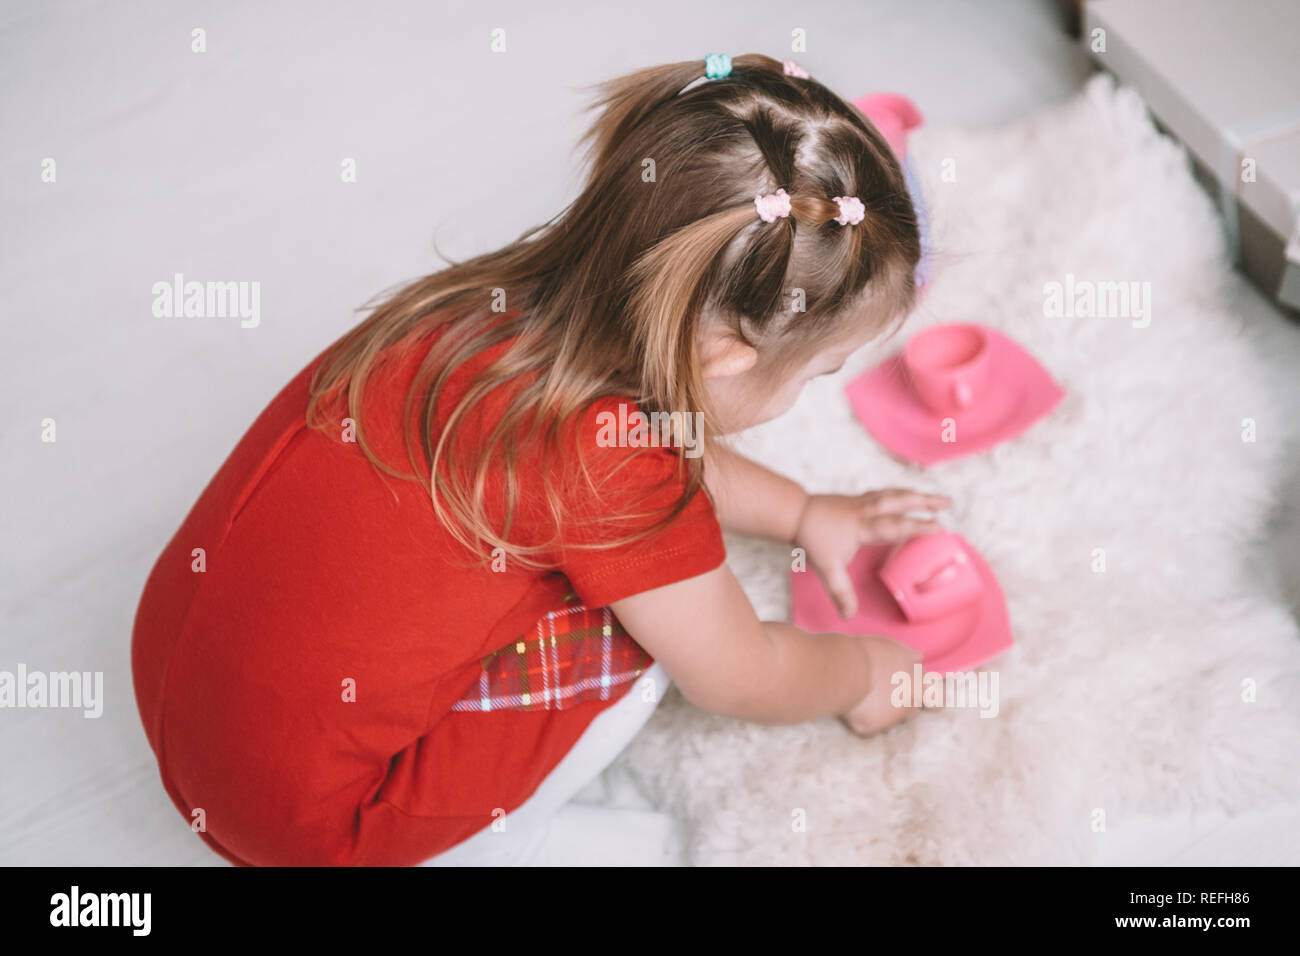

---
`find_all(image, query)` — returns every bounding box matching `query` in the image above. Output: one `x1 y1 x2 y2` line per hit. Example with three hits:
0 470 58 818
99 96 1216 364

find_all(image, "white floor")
2 0 1298 866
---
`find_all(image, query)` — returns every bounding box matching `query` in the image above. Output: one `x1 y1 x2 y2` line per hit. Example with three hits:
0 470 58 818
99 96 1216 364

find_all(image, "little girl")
131 53 949 867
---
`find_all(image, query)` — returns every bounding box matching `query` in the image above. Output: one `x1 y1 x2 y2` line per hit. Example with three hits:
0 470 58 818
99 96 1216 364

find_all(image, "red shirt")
130 321 726 866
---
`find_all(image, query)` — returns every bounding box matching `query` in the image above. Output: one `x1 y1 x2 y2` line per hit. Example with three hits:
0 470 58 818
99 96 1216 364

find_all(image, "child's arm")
704 444 810 543
609 447 952 733
705 445 952 617
610 562 921 733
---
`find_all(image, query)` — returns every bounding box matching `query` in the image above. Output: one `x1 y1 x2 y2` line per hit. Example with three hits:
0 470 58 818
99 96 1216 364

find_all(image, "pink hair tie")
783 59 810 79
831 195 865 226
754 187 792 222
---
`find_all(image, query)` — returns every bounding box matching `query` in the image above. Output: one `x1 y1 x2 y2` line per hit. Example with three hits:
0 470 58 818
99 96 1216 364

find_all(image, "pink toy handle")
915 559 961 594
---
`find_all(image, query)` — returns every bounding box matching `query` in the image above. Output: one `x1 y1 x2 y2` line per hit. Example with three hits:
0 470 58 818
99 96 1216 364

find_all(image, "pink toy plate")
790 534 1012 674
846 327 1064 466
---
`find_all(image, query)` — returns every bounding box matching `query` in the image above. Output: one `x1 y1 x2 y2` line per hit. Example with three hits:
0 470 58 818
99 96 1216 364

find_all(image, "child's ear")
698 324 758 378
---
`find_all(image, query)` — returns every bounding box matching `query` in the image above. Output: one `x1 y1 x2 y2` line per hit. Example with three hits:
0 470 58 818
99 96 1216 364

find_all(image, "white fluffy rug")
612 75 1300 865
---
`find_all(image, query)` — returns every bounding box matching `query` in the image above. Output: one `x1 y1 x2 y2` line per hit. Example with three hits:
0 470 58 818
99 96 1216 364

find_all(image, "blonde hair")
307 53 921 569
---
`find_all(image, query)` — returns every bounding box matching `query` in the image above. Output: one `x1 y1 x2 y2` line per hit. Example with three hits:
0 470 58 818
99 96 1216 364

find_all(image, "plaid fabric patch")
451 599 652 712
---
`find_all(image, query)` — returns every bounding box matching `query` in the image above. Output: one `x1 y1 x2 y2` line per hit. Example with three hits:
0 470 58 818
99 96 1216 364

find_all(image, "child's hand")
840 634 936 737
794 489 952 619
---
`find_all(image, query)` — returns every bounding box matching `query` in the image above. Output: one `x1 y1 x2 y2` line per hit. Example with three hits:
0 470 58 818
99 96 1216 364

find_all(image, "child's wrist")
791 487 814 545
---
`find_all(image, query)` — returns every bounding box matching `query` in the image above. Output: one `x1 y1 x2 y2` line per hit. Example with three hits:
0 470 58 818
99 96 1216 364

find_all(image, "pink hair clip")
782 60 810 79
755 187 792 222
831 195 865 226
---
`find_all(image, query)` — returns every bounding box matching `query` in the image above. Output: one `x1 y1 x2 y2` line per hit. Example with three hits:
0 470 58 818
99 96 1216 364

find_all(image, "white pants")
419 660 670 866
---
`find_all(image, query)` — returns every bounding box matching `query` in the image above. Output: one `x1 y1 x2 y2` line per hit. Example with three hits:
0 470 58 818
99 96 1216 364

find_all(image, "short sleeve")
546 398 727 608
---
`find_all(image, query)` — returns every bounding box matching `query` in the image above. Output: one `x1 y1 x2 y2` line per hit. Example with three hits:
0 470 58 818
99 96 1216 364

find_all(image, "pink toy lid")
846 326 1064 466
790 534 1012 674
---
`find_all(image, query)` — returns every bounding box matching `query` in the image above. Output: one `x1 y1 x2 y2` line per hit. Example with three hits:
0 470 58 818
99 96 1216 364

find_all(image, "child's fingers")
859 514 943 543
862 489 952 515
821 564 858 620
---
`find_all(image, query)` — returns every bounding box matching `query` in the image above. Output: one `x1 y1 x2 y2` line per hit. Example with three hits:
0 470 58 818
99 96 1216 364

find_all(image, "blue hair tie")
704 53 732 79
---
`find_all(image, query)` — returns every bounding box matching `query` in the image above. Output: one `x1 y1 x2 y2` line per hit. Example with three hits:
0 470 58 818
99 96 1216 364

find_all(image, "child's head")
310 53 921 562
589 53 922 434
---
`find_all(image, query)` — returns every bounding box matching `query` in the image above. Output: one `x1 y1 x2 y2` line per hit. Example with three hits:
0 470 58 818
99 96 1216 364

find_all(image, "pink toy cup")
851 93 924 158
877 532 983 622
903 323 993 416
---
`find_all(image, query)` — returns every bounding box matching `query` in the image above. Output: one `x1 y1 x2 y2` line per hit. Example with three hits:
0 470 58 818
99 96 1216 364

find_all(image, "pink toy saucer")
846 326 1064 466
790 534 1012 674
